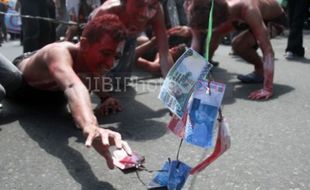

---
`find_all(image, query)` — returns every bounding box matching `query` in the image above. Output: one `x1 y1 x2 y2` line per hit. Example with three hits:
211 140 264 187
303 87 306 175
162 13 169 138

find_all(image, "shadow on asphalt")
0 86 168 189
210 67 295 103
231 82 295 101
0 99 116 190
285 57 310 64
95 86 168 141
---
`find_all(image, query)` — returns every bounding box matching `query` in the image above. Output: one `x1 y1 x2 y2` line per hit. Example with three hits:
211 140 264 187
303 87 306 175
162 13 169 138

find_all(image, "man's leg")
285 0 308 57
0 18 3 45
231 30 264 83
175 0 188 26
0 53 23 102
0 84 5 102
20 0 41 52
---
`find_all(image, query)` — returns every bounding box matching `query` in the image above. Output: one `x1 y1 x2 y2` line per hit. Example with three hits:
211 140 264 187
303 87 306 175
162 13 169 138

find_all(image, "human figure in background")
185 0 285 100
162 0 187 29
135 37 187 74
47 0 57 43
20 0 56 53
54 0 68 40
134 0 190 74
0 1 7 46
284 0 308 59
90 0 173 78
65 0 93 42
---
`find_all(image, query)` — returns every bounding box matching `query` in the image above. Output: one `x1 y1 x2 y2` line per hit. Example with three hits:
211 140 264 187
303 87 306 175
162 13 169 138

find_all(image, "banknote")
148 160 191 190
185 80 226 148
159 48 212 118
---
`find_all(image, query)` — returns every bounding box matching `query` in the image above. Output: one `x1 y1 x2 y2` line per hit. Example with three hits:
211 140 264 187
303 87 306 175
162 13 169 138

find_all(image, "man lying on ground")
0 14 132 169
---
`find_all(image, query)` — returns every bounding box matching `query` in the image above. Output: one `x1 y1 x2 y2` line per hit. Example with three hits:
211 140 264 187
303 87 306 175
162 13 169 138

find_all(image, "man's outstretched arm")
46 48 132 168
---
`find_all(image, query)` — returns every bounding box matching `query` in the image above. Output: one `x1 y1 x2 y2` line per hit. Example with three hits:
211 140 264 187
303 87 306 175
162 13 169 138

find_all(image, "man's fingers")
109 132 122 149
100 130 110 146
265 94 272 100
248 93 255 99
122 141 132 156
85 132 96 147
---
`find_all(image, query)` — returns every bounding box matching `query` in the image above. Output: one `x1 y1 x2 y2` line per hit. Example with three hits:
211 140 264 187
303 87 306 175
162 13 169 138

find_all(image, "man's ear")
80 37 90 50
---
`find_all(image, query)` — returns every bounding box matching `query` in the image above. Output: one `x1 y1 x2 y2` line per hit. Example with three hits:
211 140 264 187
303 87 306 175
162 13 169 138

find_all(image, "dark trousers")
20 0 56 53
162 0 187 28
0 52 65 103
285 0 308 56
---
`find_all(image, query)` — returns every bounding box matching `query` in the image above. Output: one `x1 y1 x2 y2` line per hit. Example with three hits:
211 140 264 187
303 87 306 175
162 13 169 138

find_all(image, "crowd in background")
0 0 309 53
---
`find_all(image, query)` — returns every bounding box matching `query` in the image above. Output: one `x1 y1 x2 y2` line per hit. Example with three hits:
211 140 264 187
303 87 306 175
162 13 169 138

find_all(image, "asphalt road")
0 32 310 190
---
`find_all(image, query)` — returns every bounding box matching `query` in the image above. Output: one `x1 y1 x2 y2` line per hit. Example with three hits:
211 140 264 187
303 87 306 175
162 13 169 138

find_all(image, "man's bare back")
198 0 284 33
18 42 78 91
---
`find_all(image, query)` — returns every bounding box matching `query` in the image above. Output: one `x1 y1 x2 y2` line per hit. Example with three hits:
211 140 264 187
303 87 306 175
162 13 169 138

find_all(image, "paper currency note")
159 48 212 118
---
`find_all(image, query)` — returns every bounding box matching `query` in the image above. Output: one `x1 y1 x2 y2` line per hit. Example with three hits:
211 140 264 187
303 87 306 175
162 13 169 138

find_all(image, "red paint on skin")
125 0 158 34
249 54 274 100
81 34 120 74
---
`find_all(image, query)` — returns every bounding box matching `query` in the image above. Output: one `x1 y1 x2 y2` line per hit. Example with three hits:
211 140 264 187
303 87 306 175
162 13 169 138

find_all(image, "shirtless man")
185 0 285 100
89 0 173 77
0 14 132 169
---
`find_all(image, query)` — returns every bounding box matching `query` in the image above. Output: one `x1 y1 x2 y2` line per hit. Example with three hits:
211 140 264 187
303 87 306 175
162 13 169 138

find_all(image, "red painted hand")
84 127 132 169
248 88 273 100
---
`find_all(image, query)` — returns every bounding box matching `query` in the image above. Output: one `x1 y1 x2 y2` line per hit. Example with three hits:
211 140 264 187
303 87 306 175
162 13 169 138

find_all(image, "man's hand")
137 56 161 73
84 127 132 169
167 26 192 38
248 88 273 100
98 97 122 115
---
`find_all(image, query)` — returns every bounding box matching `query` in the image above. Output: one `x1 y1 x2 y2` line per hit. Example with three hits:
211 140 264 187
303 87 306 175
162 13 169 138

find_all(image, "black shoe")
237 72 264 83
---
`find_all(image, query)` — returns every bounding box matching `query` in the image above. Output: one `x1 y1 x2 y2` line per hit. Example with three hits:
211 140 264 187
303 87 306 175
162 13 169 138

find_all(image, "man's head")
82 13 126 45
123 0 160 34
80 14 126 73
187 0 229 30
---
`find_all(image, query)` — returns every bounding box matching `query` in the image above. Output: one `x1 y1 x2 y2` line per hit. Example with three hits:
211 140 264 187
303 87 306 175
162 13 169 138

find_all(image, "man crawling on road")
134 0 286 100
185 0 286 100
0 14 132 169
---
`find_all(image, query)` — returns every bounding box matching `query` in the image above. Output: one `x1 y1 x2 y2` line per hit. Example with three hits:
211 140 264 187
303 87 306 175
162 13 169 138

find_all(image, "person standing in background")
19 0 56 53
0 1 7 46
285 0 308 59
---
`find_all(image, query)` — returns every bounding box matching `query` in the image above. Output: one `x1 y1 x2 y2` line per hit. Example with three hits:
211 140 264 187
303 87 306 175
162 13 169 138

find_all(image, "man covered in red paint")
89 0 173 78
0 14 132 169
185 0 285 100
